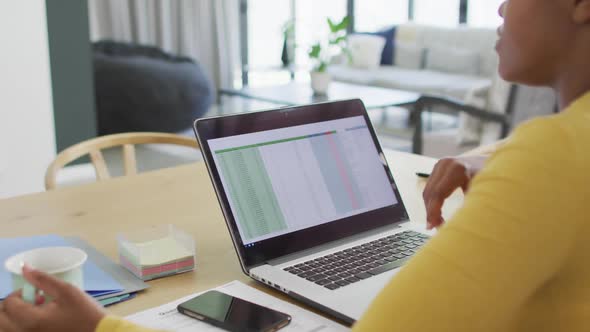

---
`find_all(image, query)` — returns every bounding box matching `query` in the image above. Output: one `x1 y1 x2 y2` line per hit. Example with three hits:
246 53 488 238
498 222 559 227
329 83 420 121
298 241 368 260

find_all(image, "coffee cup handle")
22 283 37 303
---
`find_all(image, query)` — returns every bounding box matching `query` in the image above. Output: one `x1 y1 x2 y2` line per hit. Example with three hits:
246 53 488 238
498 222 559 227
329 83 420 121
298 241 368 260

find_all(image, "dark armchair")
411 86 516 155
411 84 557 155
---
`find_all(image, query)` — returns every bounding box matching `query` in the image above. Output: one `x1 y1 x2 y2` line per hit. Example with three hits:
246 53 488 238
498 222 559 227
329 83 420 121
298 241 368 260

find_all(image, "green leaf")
329 35 347 45
317 62 328 72
334 16 350 32
308 43 321 59
327 18 338 33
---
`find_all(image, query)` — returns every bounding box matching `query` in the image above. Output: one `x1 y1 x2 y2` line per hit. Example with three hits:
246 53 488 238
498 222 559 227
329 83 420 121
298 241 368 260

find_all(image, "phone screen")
177 291 291 332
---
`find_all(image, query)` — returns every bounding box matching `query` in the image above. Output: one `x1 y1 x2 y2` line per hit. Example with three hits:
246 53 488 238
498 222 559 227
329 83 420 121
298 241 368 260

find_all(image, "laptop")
194 99 431 325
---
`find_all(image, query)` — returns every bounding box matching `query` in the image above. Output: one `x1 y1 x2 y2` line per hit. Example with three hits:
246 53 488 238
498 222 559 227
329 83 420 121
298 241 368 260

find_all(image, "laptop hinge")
266 223 404 266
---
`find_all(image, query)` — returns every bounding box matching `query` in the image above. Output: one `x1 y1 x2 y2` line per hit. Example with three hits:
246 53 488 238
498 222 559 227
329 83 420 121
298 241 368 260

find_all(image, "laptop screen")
195 99 409 267
208 116 398 245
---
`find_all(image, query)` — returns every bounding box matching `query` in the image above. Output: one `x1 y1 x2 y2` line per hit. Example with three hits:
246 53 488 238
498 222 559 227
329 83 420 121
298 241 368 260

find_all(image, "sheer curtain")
467 0 504 28
413 0 460 27
87 0 240 90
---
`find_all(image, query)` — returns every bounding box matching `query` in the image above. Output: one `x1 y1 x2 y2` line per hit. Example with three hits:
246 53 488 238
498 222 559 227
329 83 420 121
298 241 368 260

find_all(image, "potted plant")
308 16 350 95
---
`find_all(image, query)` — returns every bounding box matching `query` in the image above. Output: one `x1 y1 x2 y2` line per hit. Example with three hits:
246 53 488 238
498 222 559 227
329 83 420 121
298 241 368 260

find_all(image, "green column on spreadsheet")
217 148 287 240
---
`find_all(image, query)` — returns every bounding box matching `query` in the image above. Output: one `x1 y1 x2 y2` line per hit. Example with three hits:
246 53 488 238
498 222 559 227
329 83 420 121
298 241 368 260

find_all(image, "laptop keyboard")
283 231 429 290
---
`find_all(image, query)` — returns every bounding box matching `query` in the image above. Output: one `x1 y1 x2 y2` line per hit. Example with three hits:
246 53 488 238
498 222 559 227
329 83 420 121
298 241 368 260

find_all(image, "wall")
46 0 97 153
0 1 56 198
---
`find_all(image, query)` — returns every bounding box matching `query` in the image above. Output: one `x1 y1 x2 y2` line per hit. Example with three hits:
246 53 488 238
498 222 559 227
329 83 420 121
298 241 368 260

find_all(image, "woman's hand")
0 266 105 332
423 155 487 230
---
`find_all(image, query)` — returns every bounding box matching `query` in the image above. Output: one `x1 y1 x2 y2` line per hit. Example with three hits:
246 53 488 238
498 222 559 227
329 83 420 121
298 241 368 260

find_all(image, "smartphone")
177 290 291 332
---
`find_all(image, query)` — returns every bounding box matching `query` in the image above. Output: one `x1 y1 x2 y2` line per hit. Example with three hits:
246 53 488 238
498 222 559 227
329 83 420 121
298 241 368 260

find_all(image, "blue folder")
0 235 123 299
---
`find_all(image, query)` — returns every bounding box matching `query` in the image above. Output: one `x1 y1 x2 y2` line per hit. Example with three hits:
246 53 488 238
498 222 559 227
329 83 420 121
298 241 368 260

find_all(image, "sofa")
330 23 556 157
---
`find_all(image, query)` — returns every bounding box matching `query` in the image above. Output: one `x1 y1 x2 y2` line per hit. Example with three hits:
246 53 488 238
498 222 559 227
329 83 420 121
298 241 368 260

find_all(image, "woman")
1 0 589 330
354 0 590 330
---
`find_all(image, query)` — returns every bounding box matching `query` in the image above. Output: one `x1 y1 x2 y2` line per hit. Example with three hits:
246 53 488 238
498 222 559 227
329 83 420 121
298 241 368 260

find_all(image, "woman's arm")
423 138 509 229
0 267 165 332
460 137 509 157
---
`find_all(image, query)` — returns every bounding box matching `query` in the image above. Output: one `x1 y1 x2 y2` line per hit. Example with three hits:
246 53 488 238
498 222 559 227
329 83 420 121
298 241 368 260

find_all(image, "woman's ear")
573 0 590 24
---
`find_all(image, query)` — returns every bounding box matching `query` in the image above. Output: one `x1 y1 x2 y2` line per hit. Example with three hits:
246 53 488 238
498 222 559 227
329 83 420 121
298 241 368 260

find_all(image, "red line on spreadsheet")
326 134 359 209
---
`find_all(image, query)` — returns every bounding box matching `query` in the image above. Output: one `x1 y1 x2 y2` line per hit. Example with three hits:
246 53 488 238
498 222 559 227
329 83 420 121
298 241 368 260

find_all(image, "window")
246 0 347 85
413 0 460 27
354 0 408 32
243 0 504 87
295 0 347 68
467 0 504 28
248 0 291 69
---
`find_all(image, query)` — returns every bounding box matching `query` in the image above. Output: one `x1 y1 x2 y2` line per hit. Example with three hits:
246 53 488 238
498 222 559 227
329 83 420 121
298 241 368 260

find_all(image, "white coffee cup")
4 247 87 303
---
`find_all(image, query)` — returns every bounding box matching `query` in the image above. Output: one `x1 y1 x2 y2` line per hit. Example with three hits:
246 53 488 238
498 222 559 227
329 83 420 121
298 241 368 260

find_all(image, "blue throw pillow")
355 26 397 66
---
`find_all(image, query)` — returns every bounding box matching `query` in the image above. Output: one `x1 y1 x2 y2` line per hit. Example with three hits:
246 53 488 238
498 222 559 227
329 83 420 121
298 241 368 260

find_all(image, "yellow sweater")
96 316 163 332
96 92 590 332
354 92 590 331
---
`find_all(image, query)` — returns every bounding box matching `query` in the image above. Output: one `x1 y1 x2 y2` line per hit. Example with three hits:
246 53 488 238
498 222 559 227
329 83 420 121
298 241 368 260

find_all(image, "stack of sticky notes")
118 226 195 281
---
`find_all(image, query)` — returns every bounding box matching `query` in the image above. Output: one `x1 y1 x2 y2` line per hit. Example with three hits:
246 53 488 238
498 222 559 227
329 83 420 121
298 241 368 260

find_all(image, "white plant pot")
310 71 331 96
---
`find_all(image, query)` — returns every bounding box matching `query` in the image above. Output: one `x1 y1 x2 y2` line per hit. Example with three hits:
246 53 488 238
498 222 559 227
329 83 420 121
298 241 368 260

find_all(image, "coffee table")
220 81 420 111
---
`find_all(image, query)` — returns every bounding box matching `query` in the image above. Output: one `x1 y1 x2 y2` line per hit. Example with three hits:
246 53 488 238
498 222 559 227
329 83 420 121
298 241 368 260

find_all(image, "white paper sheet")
126 281 350 332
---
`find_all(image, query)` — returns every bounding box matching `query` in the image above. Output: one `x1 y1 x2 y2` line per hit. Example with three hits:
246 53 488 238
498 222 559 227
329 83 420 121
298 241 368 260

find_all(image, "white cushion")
347 34 386 70
425 46 481 76
371 67 492 100
394 42 424 70
396 23 499 76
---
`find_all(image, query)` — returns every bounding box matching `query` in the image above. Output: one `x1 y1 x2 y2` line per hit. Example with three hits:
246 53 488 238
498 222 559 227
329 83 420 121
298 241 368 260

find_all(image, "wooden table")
0 150 463 317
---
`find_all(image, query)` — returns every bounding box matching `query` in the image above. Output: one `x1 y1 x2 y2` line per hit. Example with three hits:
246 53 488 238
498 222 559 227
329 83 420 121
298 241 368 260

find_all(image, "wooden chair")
45 132 199 190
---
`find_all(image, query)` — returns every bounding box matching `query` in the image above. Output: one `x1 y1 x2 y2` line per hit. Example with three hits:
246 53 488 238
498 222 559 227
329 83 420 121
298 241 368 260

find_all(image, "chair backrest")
45 132 199 190
509 85 557 126
479 84 557 145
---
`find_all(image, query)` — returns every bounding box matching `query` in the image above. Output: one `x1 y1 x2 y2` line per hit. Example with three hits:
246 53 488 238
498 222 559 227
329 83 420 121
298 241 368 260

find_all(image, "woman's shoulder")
506 112 585 159
512 113 570 140
489 111 588 188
